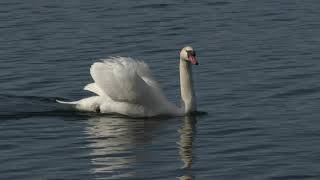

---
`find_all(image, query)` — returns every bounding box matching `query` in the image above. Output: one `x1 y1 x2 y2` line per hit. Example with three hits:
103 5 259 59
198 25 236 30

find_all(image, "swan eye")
187 50 196 57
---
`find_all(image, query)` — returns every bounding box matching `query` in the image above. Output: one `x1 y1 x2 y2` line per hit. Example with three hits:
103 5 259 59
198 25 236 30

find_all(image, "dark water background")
1 0 320 179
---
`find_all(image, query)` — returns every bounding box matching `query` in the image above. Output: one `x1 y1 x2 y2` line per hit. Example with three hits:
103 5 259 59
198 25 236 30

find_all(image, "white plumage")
57 46 199 117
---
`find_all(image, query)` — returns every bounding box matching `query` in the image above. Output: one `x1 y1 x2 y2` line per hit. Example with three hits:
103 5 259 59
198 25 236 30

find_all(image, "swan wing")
90 57 158 105
84 83 105 97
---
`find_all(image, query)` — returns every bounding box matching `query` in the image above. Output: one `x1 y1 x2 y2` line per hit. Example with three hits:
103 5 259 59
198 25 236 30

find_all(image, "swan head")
180 46 198 65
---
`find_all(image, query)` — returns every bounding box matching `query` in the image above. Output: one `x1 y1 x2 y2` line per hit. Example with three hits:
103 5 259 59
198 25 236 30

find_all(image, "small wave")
133 3 170 10
212 127 261 137
214 143 278 155
269 87 320 99
0 111 88 120
271 17 297 22
206 2 231 6
0 94 79 119
270 174 316 180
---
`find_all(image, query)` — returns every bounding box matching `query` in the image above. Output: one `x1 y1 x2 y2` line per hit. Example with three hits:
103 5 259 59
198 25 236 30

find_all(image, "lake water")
1 0 320 179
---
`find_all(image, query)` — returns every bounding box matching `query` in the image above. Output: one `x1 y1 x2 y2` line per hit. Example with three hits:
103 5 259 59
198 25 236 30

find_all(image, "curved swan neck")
180 58 197 114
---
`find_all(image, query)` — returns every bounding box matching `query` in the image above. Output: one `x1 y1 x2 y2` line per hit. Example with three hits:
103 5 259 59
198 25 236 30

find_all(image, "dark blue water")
1 0 320 179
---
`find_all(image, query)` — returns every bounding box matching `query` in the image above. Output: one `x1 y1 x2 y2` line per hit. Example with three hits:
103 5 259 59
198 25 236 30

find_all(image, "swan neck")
180 59 196 114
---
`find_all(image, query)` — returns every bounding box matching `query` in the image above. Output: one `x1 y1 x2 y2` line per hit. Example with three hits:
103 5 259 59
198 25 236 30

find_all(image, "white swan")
57 46 199 117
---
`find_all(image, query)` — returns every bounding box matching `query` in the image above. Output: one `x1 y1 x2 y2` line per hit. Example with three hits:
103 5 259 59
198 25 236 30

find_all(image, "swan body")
57 46 199 117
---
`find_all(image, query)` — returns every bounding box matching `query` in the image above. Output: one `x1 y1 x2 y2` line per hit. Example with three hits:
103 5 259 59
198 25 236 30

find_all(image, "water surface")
1 0 320 179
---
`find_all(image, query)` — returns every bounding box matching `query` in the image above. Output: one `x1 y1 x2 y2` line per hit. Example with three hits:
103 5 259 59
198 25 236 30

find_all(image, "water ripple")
1 0 320 179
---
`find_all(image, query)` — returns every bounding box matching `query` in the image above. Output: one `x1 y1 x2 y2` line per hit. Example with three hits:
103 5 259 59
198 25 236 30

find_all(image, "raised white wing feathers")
88 57 160 105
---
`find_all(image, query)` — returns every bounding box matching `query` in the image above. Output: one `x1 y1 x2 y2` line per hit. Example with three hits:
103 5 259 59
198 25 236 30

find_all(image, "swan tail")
56 97 102 113
56 99 78 105
56 99 79 111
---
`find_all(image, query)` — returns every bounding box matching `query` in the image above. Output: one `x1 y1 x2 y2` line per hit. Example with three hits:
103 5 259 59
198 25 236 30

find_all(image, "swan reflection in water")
84 116 166 177
178 115 197 180
84 115 197 179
